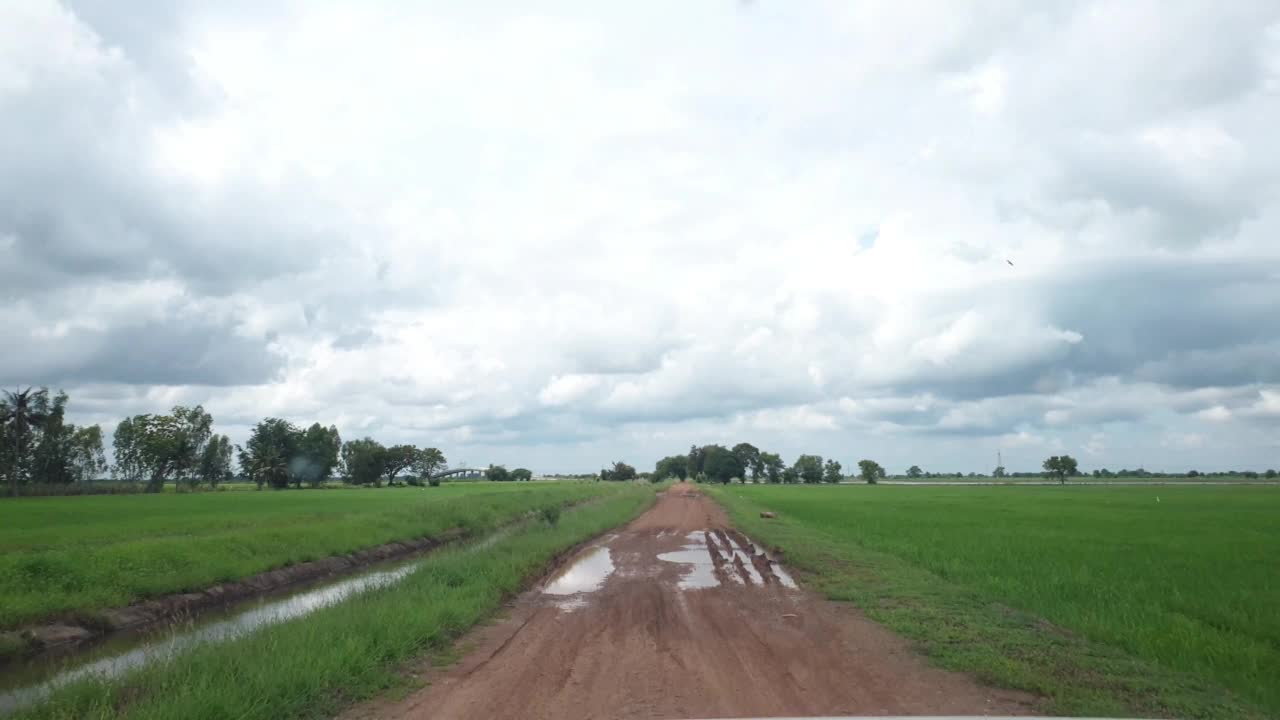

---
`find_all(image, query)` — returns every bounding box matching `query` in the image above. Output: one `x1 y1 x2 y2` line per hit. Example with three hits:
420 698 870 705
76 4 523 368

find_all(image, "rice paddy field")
8 487 657 719
709 484 1280 719
0 482 624 630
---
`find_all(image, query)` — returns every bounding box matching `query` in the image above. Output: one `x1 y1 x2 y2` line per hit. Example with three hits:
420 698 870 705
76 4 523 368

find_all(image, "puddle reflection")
543 547 614 596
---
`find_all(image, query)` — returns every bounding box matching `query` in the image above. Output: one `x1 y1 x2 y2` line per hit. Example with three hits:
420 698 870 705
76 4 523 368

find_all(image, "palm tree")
251 445 290 490
2 388 48 497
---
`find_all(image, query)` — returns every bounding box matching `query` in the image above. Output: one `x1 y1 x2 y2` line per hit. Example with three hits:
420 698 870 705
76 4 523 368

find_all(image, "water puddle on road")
724 535 799 589
657 533 730 590
657 547 723 589
543 546 614 596
658 531 799 591
761 550 798 589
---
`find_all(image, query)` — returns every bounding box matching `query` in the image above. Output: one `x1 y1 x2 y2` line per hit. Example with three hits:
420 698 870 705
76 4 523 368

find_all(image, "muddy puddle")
0 534 500 714
657 535 723 589
724 532 798 589
542 546 614 610
658 531 797 590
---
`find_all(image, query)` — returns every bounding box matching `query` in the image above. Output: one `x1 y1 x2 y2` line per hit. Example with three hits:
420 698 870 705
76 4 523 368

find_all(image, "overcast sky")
3 1 1279 474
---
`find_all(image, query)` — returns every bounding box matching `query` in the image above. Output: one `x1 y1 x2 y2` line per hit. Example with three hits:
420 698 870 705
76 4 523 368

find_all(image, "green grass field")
709 484 1279 719
14 486 656 719
0 482 623 629
882 475 1273 483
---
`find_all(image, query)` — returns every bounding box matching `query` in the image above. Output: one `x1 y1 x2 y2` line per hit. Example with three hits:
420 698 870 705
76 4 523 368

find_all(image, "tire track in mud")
343 484 1039 720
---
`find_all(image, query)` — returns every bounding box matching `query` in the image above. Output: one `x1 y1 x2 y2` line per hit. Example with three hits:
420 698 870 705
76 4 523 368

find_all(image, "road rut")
345 484 1037 719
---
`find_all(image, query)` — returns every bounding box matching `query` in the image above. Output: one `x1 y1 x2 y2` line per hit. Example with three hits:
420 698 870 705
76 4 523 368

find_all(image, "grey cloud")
0 126 349 298
502 255 1278 436
0 5 352 300
567 342 676 376
878 258 1279 404
331 328 375 350
1135 342 1280 388
1048 260 1280 384
0 315 282 387
455 414 609 447
61 0 211 114
1046 136 1271 247
890 365 1074 404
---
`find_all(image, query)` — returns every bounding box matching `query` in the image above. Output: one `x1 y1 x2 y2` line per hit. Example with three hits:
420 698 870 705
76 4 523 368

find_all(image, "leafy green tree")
252 444 289 489
294 423 341 487
242 418 301 489
687 445 707 478
511 467 533 482
1265 469 1276 479
196 434 234 488
342 438 388 486
383 444 418 485
413 447 447 485
731 443 762 482
485 464 511 482
1043 455 1079 484
28 391 70 484
28 392 106 486
113 416 147 483
601 461 637 482
171 406 214 484
823 459 843 484
793 454 824 484
906 465 923 479
703 445 744 484
857 459 885 484
67 425 108 483
781 466 799 484
759 452 784 483
113 406 213 492
654 454 689 481
993 465 1007 478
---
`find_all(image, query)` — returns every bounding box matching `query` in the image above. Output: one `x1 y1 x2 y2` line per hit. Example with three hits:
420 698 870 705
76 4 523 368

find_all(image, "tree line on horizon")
644 443 887 485
4 387 1277 496
0 387 458 496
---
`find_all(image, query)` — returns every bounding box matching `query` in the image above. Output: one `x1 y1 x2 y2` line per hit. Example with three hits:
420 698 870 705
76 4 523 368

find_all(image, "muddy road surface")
346 484 1036 719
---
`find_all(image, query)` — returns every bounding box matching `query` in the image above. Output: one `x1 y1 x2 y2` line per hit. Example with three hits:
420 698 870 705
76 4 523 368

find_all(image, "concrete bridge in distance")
431 467 486 480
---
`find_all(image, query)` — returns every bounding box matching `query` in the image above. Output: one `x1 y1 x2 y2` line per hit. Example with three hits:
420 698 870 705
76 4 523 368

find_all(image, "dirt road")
347 484 1036 719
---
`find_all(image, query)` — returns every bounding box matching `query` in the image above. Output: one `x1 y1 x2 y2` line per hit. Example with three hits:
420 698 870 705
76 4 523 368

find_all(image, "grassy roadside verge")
0 483 616 629
15 485 656 719
706 485 1273 720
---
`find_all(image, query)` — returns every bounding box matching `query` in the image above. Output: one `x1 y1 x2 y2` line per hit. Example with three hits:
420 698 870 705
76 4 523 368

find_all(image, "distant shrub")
539 504 561 526
427 476 441 487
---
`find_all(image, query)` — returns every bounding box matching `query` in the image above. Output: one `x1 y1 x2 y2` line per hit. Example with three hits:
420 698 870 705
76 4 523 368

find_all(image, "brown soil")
344 484 1039 719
